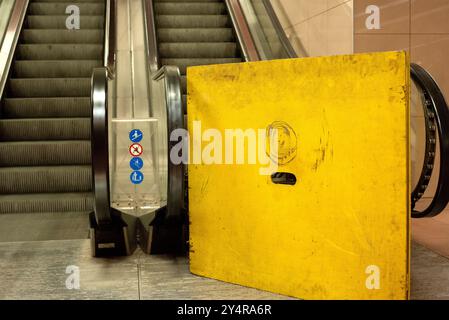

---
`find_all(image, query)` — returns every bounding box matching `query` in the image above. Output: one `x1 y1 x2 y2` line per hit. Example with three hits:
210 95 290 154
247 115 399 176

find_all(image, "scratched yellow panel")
187 52 410 300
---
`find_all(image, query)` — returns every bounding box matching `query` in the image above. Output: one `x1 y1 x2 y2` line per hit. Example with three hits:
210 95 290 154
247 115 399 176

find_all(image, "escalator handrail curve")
90 0 117 225
152 66 185 224
411 63 449 218
91 67 112 225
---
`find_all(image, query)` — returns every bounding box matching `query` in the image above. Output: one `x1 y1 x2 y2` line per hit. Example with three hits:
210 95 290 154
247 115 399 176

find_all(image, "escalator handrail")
144 0 159 73
91 67 112 225
411 63 449 218
225 0 260 62
152 66 185 223
144 0 184 223
103 0 116 78
90 0 117 225
0 0 28 99
260 0 297 59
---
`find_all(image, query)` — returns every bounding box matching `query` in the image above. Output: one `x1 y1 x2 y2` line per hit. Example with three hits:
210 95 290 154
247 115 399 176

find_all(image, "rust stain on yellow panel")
187 52 410 300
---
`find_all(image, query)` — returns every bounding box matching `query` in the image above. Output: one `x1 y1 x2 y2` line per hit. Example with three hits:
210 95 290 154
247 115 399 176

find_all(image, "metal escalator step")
21 29 104 44
0 141 90 166
13 60 102 78
8 78 91 97
28 3 105 15
0 212 90 242
0 193 93 213
16 44 102 60
154 2 226 15
0 118 90 141
157 28 234 42
2 97 91 118
25 15 104 29
156 15 231 28
159 42 238 58
161 58 242 74
0 165 92 194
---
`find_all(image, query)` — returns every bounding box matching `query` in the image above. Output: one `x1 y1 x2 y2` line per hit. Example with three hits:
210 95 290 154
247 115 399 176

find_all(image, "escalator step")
12 60 102 78
157 28 234 42
25 15 104 29
0 193 93 214
16 44 102 60
154 2 226 15
161 58 242 75
21 29 104 44
8 78 91 97
0 118 90 141
0 141 90 166
159 42 238 58
156 15 231 28
2 97 91 118
0 165 92 194
28 3 105 15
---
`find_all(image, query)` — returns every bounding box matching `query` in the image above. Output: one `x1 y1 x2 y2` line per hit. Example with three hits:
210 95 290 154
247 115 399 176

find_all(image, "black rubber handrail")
152 66 185 224
91 0 116 225
260 0 297 59
411 63 449 218
91 68 112 225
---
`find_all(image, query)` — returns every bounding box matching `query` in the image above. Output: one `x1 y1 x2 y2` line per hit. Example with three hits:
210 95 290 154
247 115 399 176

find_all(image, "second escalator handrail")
152 66 185 223
411 63 449 218
260 0 297 58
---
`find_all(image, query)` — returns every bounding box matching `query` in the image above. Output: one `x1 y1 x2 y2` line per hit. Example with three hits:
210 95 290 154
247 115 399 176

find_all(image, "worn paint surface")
187 52 410 300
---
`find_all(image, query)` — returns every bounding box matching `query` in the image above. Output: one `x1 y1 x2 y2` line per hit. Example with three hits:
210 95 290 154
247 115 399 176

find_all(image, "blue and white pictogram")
130 157 144 171
130 171 144 184
129 129 143 143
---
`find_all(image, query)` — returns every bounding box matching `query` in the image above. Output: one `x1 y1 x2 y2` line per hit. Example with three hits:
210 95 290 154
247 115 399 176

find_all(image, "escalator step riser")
0 166 92 194
0 141 91 166
13 60 102 78
2 97 91 118
159 43 238 58
161 58 242 75
26 15 104 29
28 3 105 15
16 44 102 60
0 119 90 141
21 29 104 44
157 28 234 43
0 194 93 214
8 78 91 97
156 15 231 28
154 3 226 15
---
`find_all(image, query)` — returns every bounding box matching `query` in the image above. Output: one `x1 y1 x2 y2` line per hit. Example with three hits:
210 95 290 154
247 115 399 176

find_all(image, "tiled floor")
0 239 447 299
0 239 290 300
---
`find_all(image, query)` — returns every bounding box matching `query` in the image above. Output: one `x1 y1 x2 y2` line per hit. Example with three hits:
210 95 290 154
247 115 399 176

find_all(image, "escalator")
153 0 243 111
0 0 105 241
0 0 448 255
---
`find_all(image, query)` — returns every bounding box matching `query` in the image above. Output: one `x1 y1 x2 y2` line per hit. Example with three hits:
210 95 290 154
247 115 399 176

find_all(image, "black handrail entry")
411 63 449 218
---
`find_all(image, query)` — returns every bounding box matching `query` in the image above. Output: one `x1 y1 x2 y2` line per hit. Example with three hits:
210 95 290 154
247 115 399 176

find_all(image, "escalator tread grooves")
0 0 106 216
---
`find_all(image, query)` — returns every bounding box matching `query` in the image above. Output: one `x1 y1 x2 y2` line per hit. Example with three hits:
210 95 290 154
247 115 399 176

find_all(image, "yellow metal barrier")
187 52 410 300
